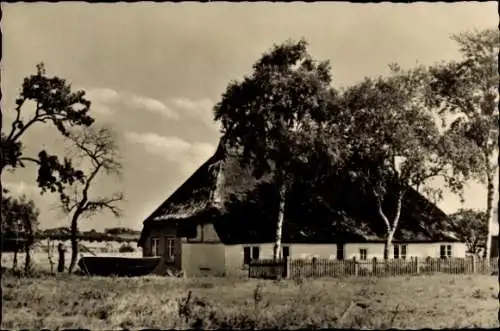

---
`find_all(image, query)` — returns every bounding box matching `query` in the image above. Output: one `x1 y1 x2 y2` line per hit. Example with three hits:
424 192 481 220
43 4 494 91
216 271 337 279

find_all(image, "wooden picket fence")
248 257 499 279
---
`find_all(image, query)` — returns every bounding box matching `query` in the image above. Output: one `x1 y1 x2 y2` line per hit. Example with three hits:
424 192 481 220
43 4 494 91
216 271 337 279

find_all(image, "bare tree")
59 126 124 273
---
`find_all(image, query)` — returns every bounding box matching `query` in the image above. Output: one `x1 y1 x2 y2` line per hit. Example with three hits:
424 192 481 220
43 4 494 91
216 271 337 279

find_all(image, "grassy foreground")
2 273 499 329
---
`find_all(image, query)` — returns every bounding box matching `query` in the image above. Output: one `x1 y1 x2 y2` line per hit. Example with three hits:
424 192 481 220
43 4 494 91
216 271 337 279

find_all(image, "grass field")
2 272 499 329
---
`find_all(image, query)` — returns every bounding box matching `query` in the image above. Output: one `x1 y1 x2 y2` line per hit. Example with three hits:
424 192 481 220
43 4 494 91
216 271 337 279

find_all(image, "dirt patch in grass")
2 274 498 329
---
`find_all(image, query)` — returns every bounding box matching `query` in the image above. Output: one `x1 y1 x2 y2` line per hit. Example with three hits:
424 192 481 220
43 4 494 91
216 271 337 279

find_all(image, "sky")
2 2 498 233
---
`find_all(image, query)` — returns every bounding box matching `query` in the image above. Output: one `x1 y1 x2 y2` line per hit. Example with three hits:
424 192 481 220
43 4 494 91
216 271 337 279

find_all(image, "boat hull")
78 256 161 277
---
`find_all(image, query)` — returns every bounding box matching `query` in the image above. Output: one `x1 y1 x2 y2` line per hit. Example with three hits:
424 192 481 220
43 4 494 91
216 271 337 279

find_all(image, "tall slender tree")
341 65 453 259
214 40 339 260
427 28 499 259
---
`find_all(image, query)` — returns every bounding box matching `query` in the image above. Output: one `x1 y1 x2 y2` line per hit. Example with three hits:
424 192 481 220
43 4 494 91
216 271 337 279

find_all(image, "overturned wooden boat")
78 256 161 277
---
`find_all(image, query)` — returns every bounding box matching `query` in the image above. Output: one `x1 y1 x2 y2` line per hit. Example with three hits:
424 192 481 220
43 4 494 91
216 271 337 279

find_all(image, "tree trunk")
376 192 403 261
68 216 79 274
47 239 55 273
24 219 34 275
384 229 395 260
24 243 32 275
13 248 18 270
273 181 287 261
484 172 495 260
57 243 66 273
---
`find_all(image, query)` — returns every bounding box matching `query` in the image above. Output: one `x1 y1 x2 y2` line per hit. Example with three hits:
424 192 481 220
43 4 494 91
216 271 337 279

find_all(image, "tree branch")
71 137 101 166
391 190 405 230
10 102 46 143
59 184 82 214
81 163 102 203
18 157 41 166
418 164 447 184
83 193 124 217
6 98 26 142
58 126 123 225
373 187 391 231
66 127 121 174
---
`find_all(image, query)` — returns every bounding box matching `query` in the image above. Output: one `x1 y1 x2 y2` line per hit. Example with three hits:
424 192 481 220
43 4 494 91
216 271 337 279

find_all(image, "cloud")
130 95 179 120
126 131 215 161
172 97 213 114
170 97 219 129
126 132 191 158
85 88 120 103
125 132 215 174
91 104 114 116
82 89 217 125
82 87 180 119
83 87 120 116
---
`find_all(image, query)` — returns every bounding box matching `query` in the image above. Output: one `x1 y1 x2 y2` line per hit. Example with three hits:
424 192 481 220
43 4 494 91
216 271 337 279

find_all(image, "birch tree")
341 66 451 259
427 28 499 259
214 40 338 260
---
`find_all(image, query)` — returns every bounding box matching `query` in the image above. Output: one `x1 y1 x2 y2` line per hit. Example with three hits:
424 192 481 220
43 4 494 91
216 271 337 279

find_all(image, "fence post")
285 257 291 279
312 256 318 278
471 255 475 273
415 257 420 274
372 257 377 276
352 257 358 276
485 256 491 273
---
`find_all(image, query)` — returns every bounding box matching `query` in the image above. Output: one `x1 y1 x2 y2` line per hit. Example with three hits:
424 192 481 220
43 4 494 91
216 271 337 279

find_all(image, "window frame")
281 246 290 259
359 248 368 261
151 237 160 257
166 237 176 261
440 244 452 259
243 246 251 265
336 244 345 260
393 244 408 260
243 245 261 265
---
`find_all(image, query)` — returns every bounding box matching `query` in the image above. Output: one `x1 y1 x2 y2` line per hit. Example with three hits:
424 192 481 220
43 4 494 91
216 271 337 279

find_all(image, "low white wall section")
181 243 226 277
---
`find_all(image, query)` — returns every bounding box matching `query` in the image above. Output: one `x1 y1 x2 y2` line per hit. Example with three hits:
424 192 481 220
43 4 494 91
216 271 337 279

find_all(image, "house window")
281 246 290 259
243 246 261 265
359 248 368 261
336 244 345 260
243 247 251 264
394 244 407 259
151 237 160 257
252 246 260 260
440 244 452 259
165 238 175 261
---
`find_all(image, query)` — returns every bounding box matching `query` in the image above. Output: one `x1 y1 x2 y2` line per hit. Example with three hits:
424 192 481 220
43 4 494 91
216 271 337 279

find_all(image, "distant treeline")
35 227 141 243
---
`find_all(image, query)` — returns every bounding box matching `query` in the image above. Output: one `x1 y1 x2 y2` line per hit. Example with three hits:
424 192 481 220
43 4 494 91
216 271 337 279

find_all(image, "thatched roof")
139 140 455 246
142 142 263 222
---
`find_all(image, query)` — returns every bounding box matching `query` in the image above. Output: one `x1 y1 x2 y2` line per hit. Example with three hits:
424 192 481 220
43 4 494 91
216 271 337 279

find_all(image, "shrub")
118 244 135 253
